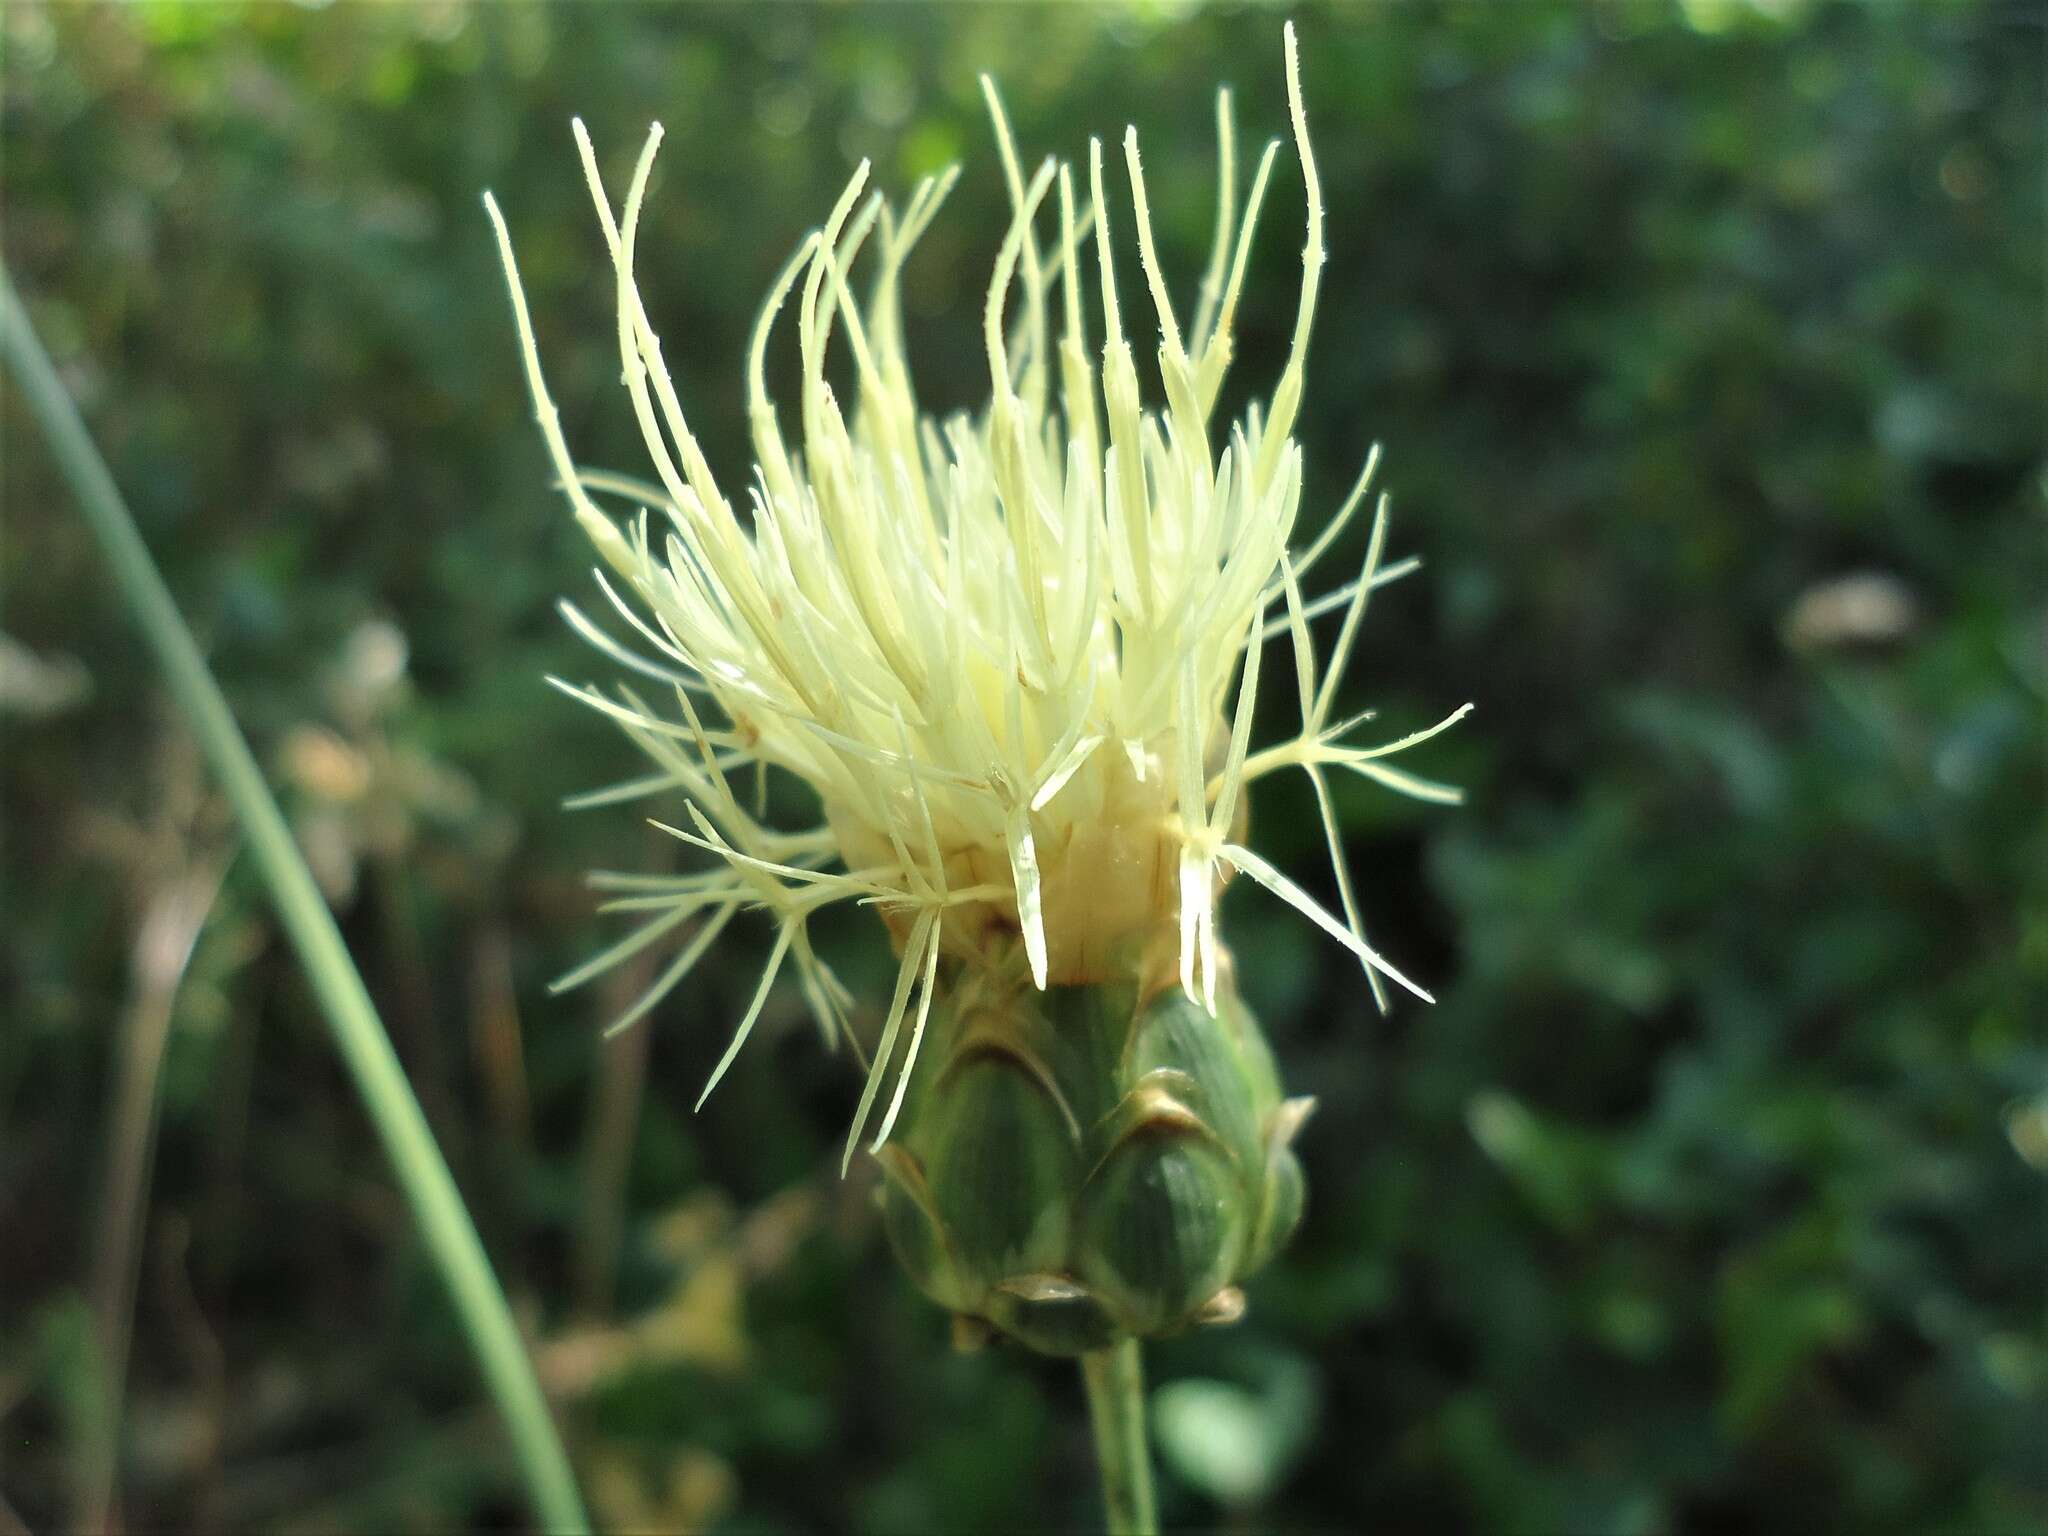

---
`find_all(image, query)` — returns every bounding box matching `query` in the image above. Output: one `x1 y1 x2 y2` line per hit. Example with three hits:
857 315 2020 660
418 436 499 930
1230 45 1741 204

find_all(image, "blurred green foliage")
3 2 2042 1532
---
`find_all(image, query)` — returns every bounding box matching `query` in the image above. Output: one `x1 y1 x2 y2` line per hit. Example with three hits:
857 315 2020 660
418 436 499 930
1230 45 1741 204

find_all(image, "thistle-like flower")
488 27 1467 1348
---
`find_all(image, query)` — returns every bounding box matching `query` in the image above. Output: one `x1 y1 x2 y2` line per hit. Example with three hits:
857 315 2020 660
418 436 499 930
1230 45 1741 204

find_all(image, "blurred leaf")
1153 1357 1316 1509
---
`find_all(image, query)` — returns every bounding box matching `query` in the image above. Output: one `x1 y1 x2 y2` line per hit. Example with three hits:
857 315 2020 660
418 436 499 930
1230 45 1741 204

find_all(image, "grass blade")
0 266 589 1535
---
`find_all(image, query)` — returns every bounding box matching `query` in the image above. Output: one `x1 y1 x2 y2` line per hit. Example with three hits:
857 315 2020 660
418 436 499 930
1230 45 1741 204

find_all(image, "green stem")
0 267 589 1534
1081 1340 1157 1535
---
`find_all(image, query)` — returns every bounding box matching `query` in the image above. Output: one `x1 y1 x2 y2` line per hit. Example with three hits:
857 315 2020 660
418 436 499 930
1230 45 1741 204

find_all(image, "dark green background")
4 2 2043 1531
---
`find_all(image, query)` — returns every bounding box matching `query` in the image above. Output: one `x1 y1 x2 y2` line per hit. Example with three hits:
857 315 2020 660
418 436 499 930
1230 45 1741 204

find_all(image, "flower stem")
0 266 589 1534
1081 1340 1157 1535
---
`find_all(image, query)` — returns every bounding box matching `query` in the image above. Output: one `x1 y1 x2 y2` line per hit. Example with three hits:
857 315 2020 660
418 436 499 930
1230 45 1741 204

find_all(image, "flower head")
485 25 1468 1166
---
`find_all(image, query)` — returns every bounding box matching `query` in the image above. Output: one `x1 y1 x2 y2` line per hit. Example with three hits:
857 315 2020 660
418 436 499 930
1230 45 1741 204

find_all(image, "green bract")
876 966 1312 1356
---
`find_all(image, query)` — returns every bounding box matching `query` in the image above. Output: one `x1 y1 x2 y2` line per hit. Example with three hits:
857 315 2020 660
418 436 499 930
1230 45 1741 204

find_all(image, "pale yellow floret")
483 24 1469 1158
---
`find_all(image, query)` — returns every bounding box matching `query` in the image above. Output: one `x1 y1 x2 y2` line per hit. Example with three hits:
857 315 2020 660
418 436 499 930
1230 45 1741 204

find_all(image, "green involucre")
877 966 1311 1356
